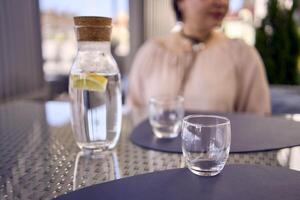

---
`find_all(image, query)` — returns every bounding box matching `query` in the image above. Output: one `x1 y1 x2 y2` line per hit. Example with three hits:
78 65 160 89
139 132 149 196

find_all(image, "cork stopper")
74 16 112 41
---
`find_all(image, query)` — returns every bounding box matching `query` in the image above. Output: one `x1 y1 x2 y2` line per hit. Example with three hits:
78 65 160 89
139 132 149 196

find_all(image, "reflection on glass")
73 150 120 190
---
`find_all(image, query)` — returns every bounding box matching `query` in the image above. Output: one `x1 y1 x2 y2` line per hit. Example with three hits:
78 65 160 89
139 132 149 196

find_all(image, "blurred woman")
127 0 270 121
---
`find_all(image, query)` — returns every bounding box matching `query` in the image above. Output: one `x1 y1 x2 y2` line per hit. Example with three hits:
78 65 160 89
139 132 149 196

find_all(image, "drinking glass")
181 115 231 176
148 96 184 138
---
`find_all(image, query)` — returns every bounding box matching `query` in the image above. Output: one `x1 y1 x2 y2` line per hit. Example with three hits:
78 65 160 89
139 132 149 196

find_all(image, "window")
39 0 129 77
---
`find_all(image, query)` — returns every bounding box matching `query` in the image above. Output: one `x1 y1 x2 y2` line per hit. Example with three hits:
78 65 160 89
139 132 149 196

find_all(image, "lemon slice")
71 73 108 92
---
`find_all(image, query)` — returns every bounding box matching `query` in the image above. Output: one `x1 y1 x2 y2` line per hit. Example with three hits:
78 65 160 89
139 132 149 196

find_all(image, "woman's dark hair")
172 0 183 21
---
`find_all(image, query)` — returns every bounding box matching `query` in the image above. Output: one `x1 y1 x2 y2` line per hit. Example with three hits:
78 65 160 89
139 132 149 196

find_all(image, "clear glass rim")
183 114 230 127
149 95 184 105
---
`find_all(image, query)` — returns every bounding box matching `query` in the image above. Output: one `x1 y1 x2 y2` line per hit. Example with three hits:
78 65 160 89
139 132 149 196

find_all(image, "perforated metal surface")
0 101 298 200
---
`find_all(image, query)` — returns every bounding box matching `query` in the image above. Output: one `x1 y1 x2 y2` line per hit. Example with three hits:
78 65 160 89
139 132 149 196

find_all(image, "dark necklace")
180 30 202 44
180 29 209 51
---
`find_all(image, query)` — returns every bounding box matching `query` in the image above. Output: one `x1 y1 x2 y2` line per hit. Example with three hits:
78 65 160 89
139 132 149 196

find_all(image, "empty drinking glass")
181 115 231 176
148 96 184 138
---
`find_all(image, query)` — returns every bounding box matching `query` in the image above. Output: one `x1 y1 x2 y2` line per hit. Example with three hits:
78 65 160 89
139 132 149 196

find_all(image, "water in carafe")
69 17 122 151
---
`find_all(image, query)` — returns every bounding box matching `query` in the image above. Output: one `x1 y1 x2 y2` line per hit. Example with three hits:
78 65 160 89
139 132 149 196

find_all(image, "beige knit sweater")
127 32 271 120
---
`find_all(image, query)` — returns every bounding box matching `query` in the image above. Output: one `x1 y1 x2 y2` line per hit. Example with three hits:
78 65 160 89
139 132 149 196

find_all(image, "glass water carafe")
69 16 122 151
